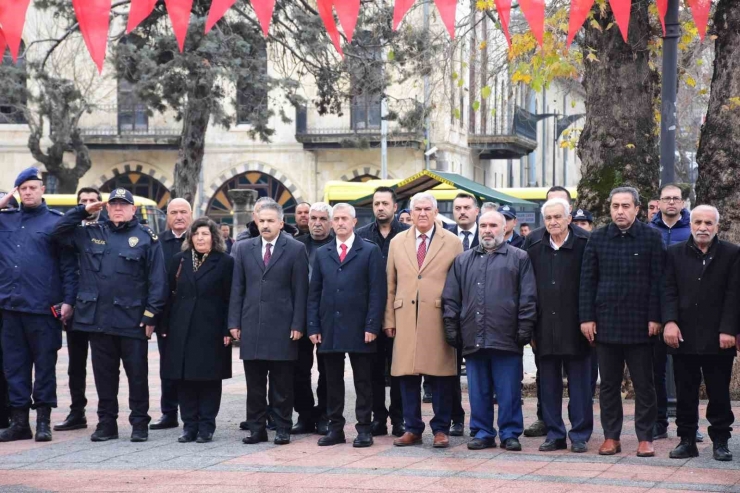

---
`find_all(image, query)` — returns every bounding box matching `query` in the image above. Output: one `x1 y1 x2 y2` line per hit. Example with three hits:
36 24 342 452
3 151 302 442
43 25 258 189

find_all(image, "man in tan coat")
385 192 463 448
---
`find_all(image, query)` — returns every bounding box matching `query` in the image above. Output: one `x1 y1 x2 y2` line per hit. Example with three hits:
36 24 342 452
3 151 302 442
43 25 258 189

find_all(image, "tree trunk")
694 0 740 397
172 72 215 204
576 1 660 224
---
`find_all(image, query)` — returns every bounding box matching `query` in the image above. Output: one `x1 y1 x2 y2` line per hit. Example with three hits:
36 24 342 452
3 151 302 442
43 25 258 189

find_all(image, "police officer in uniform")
52 188 168 442
0 168 78 442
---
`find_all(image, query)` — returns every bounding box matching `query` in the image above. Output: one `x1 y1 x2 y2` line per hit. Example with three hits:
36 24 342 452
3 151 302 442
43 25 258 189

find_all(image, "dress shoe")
636 441 654 457
433 432 449 448
150 414 178 430
318 431 346 446
196 433 213 443
291 419 316 435
523 420 546 437
0 409 33 442
467 437 496 450
391 423 405 438
242 430 268 444
316 418 329 436
34 407 52 442
90 422 118 442
652 423 668 439
53 412 87 431
598 439 621 455
274 429 291 445
353 433 374 448
239 421 249 431
571 441 588 453
393 432 422 447
713 441 733 461
422 391 433 404
266 414 277 431
370 421 388 437
131 427 149 442
669 438 699 459
449 422 464 437
539 438 567 452
696 430 704 442
502 438 522 451
178 432 197 443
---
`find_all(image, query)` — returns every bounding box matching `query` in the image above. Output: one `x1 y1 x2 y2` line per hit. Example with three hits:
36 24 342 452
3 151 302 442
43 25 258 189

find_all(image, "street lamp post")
660 0 680 186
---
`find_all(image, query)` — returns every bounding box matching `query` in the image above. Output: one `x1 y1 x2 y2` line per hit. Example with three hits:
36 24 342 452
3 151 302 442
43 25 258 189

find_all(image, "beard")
480 232 505 250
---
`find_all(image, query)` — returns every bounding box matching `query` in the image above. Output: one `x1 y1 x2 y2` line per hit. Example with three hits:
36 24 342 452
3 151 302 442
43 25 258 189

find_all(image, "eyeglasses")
660 197 683 203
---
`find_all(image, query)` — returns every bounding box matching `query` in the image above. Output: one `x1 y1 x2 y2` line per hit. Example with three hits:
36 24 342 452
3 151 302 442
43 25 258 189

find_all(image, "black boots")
714 441 733 462
0 408 33 442
669 437 699 459
35 407 52 442
54 411 87 431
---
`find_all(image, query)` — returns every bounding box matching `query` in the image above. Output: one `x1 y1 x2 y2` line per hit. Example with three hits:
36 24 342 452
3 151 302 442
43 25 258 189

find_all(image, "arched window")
100 172 171 209
207 171 297 225
0 43 27 124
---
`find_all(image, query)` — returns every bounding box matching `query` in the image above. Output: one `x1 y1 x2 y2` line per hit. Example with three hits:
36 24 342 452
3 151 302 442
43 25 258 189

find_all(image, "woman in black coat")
162 217 233 443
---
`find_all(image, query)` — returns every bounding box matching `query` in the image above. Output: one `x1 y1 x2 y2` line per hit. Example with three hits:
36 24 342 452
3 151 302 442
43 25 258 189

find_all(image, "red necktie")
339 243 348 263
417 234 427 268
264 243 272 266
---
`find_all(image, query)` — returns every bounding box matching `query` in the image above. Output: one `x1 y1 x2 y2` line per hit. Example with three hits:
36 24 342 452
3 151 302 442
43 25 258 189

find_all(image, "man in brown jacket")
385 192 463 448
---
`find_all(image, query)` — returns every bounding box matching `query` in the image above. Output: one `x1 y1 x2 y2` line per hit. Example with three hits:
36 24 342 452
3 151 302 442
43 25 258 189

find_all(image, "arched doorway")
100 172 171 209
206 171 297 225
349 174 378 183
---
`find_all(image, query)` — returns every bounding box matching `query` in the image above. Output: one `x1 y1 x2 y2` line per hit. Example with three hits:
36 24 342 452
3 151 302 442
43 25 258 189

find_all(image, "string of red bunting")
0 0 715 73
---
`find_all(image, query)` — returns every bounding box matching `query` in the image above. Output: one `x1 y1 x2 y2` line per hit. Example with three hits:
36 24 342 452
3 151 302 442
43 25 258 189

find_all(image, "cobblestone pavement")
0 339 739 492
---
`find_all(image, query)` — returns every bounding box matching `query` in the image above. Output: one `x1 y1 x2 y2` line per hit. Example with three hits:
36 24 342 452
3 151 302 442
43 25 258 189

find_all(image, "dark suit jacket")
443 223 480 250
228 234 309 361
579 220 665 345
307 237 386 354
160 230 187 275
161 250 233 381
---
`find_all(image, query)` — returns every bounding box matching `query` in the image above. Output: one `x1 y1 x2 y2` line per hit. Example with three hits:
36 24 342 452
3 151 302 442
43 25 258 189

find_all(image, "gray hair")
690 205 720 223
310 201 333 220
608 186 641 206
541 198 571 218
480 202 499 213
254 196 277 212
258 201 284 220
410 192 437 210
332 203 356 218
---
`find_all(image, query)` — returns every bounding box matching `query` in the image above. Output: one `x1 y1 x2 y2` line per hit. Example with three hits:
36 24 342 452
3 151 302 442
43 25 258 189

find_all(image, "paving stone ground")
0 338 739 492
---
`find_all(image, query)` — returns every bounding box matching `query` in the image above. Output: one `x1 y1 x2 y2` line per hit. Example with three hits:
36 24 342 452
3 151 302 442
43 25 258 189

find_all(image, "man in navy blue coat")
0 168 78 443
308 203 386 448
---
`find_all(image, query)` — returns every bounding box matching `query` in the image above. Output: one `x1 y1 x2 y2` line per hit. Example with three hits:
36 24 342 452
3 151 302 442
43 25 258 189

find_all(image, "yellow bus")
44 194 167 235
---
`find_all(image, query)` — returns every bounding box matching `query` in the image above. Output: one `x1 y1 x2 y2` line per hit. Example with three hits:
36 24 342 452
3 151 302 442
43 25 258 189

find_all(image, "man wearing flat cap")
52 188 167 443
0 168 78 443
498 205 524 249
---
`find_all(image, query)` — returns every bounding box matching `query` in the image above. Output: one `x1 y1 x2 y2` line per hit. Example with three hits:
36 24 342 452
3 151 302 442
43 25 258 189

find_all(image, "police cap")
108 188 135 205
497 205 517 220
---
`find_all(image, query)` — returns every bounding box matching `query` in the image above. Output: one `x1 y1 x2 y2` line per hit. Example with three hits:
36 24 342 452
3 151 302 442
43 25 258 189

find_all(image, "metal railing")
79 103 180 138
295 103 423 138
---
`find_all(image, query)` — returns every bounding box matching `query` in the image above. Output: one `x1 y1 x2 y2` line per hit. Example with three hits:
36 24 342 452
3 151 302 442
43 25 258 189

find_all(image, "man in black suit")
308 203 386 447
443 192 480 436
229 202 309 446
150 198 192 431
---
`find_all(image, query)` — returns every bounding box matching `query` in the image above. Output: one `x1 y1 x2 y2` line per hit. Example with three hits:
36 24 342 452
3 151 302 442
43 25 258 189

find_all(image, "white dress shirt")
549 232 570 251
457 223 477 243
415 225 435 252
337 233 356 256
261 237 277 258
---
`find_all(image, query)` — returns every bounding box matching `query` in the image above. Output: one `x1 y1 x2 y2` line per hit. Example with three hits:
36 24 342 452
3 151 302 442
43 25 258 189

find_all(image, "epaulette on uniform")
140 225 159 242
83 221 101 228
49 209 64 216
0 208 19 213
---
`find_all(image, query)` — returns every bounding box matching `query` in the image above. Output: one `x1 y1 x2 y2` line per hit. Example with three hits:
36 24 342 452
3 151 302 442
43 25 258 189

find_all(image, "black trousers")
0 318 8 422
293 336 326 422
652 338 669 428
597 343 656 442
452 350 465 425
590 350 599 398
89 333 150 427
177 380 222 435
66 330 89 413
244 360 294 433
371 333 402 426
324 352 374 434
533 347 543 420
156 334 178 416
673 354 735 442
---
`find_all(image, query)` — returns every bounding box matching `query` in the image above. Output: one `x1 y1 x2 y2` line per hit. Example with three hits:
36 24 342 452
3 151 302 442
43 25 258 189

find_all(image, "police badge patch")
129 237 139 248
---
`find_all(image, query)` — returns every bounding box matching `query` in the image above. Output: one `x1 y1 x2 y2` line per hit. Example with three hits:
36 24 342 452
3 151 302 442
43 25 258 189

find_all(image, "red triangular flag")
72 0 111 73
608 0 631 43
393 0 415 30
205 0 235 33
0 28 7 63
164 0 193 52
493 0 512 47
687 0 712 41
127 0 157 33
656 0 668 36
334 0 360 44
567 0 594 48
518 0 545 46
251 0 276 38
317 0 343 57
0 0 31 62
434 0 457 39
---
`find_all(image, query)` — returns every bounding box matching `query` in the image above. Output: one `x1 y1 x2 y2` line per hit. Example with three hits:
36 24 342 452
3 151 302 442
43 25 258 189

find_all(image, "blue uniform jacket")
51 204 168 340
307 237 386 354
0 202 77 315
